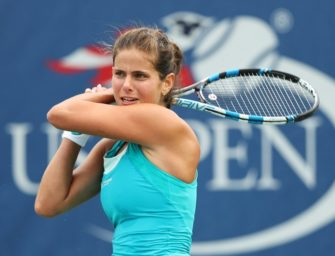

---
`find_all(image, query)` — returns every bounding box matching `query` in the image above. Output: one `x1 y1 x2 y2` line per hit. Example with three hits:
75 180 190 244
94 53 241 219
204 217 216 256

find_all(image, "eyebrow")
113 68 149 74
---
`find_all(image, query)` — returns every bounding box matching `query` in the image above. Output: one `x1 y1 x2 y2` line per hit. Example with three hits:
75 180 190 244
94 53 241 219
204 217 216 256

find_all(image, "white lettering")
207 120 258 190
5 118 320 194
6 123 39 195
188 117 320 191
259 118 321 189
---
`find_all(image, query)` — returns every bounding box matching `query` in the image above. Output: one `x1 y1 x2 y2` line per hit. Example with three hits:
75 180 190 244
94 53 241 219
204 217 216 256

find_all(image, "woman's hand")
82 84 115 104
85 84 106 93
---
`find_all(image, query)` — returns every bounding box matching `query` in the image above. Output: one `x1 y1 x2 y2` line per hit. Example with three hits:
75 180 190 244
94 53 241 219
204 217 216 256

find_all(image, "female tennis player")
35 27 200 255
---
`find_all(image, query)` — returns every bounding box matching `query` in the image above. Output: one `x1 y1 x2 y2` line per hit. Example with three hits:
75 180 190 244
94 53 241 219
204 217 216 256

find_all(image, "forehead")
113 48 155 70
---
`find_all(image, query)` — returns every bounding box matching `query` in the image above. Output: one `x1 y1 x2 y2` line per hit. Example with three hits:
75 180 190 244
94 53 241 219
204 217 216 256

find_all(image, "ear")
161 73 175 96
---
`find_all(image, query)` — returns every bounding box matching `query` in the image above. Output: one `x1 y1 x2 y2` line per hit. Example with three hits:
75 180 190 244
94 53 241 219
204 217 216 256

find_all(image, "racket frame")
172 68 319 124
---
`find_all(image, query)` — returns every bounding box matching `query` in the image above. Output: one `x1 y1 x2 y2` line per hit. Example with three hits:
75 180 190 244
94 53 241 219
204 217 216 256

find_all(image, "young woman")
35 27 200 255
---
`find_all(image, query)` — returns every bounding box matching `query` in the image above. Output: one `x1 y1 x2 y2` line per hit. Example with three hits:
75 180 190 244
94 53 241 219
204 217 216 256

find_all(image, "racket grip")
62 131 90 147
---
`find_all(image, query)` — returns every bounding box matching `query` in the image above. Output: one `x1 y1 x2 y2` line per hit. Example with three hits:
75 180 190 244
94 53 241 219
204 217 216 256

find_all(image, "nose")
122 75 134 92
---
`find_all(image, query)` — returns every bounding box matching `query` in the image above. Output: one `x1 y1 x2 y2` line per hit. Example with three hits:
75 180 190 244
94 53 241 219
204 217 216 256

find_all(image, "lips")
120 97 139 105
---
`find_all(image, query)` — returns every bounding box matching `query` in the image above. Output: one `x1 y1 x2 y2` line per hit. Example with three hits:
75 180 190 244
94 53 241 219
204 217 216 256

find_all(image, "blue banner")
1 1 335 255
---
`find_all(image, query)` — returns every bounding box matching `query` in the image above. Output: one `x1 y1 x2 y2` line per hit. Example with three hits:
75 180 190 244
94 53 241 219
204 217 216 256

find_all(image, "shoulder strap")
105 140 127 158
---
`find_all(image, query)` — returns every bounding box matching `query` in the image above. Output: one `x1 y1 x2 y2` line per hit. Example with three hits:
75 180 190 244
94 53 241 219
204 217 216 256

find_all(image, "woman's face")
112 48 169 106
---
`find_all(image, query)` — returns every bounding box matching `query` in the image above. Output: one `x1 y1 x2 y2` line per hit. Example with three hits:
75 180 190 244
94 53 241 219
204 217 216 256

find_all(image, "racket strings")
264 76 297 115
202 73 315 117
266 76 293 115
248 75 274 116
290 79 313 111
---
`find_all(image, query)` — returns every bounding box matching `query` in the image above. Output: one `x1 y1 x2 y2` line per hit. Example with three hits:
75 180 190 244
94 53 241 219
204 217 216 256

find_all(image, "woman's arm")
47 88 186 148
34 138 114 217
44 85 199 187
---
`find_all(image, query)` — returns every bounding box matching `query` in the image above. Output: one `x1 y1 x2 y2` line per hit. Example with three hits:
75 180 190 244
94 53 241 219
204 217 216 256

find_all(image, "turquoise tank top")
100 141 197 256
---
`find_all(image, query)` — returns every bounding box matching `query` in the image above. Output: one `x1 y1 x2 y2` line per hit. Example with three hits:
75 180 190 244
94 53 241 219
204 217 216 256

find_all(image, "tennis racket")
172 68 319 124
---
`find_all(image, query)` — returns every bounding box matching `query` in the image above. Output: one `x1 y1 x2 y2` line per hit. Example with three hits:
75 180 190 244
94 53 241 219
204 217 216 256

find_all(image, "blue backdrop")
1 1 335 255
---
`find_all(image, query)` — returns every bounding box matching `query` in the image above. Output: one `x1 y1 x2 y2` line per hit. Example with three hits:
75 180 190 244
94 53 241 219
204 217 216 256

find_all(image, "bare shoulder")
173 117 201 171
148 105 199 149
143 110 200 183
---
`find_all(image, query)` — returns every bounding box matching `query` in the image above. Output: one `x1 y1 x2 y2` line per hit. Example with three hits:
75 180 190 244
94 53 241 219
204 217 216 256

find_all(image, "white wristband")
62 131 90 147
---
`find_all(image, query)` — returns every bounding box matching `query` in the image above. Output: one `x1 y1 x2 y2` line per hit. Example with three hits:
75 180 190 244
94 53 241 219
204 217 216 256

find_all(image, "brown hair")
107 27 183 108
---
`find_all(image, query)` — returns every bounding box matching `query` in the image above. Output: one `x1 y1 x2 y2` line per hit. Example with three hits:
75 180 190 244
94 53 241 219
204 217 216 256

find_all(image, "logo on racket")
208 93 217 101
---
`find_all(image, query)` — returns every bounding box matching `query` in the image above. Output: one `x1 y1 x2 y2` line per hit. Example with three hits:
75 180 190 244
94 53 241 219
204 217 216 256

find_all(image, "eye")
133 72 148 80
113 70 125 78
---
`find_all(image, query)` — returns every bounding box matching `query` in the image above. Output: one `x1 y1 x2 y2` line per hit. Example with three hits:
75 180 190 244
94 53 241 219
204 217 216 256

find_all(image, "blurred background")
1 0 334 255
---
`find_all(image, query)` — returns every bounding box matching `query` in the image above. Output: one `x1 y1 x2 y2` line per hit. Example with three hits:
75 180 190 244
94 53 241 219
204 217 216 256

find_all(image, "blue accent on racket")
208 73 220 82
226 69 240 77
259 68 271 75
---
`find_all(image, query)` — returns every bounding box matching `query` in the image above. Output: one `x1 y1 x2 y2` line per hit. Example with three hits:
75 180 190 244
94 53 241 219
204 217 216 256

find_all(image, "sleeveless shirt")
100 141 197 255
